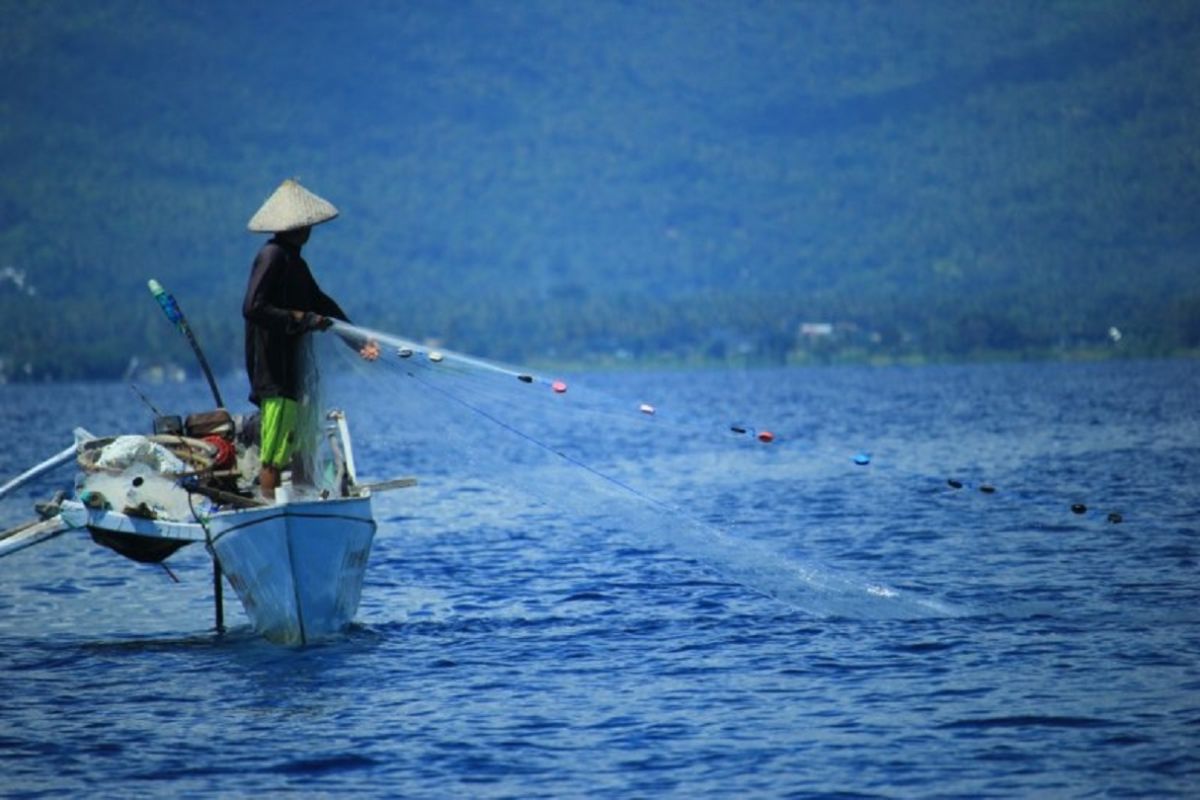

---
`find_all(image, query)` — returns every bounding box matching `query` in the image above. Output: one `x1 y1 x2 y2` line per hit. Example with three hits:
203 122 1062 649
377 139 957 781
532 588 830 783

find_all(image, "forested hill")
2 0 1198 381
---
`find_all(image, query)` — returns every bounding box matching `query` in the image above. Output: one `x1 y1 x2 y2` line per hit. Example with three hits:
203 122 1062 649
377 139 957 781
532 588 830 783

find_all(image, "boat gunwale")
207 500 376 546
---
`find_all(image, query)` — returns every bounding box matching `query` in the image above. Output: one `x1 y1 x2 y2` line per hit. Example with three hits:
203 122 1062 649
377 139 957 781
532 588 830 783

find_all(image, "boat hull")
208 495 376 645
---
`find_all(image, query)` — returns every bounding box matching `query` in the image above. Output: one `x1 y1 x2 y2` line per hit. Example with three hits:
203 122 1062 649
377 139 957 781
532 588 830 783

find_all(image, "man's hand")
359 340 380 361
293 310 333 332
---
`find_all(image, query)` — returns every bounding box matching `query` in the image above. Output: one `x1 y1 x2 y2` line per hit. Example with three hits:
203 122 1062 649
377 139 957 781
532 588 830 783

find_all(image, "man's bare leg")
260 464 281 501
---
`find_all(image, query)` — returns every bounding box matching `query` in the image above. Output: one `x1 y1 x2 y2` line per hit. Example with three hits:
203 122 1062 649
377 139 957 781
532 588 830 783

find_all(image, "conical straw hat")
247 179 339 232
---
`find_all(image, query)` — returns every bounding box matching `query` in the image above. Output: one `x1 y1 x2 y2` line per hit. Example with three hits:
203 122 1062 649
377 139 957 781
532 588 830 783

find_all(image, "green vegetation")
1 0 1198 382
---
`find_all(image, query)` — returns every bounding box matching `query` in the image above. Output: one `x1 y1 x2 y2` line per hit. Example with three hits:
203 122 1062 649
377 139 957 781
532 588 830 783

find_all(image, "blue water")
1 360 1198 798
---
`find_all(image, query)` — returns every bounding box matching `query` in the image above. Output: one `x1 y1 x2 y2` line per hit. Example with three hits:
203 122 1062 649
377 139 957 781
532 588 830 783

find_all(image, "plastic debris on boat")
93 436 187 474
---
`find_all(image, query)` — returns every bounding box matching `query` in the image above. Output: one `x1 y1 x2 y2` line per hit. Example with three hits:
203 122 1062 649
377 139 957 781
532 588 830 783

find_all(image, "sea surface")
1 359 1198 798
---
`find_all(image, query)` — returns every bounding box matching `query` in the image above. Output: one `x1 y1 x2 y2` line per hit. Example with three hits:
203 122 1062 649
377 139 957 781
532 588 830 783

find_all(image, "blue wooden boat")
1 412 400 646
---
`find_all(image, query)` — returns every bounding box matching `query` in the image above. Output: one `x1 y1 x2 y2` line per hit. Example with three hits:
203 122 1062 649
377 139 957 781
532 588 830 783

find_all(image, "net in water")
307 321 955 619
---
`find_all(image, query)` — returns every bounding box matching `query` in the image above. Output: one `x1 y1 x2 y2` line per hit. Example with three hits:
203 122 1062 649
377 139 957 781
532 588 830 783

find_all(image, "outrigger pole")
147 279 225 409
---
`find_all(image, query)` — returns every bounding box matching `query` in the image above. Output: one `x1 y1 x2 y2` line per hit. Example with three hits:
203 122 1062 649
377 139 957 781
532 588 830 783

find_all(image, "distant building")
799 322 835 338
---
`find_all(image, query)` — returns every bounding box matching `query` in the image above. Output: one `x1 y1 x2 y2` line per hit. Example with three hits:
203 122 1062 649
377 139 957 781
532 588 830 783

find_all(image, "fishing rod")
128 382 164 417
147 279 225 408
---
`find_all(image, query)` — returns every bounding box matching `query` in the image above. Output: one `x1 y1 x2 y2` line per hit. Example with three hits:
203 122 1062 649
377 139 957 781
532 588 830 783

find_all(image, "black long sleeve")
242 238 350 404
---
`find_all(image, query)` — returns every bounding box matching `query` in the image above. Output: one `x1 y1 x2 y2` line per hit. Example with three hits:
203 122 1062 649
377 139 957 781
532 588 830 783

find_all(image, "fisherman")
242 178 379 501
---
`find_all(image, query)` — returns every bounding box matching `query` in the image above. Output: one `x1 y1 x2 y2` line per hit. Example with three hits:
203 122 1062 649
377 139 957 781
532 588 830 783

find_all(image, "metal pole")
213 558 225 634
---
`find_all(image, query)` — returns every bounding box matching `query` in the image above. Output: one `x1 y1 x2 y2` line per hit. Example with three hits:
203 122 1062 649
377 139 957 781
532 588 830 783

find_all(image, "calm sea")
1 359 1197 798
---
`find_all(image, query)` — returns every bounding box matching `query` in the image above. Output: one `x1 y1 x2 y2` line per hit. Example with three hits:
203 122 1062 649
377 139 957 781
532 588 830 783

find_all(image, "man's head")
277 226 312 247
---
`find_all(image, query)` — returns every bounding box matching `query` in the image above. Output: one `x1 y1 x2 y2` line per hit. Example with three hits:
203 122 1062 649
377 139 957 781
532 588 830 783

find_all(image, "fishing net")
291 334 344 499
308 321 955 619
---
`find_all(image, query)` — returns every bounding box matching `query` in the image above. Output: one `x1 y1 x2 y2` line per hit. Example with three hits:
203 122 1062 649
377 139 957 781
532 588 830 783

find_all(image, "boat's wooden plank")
358 477 418 493
186 483 269 509
59 501 208 543
0 517 69 558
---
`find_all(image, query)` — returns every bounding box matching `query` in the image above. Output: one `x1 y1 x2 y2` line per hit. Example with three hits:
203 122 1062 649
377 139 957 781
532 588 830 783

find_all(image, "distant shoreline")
530 345 1200 372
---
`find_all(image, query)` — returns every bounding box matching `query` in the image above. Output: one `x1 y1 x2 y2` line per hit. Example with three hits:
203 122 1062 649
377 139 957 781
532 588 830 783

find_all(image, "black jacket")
242 238 348 405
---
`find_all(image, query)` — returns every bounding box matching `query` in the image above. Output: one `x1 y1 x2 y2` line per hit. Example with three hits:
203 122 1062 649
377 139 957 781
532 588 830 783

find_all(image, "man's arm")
311 285 350 324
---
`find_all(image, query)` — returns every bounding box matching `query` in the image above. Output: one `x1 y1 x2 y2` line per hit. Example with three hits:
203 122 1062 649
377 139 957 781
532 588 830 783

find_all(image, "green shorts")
260 396 299 468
